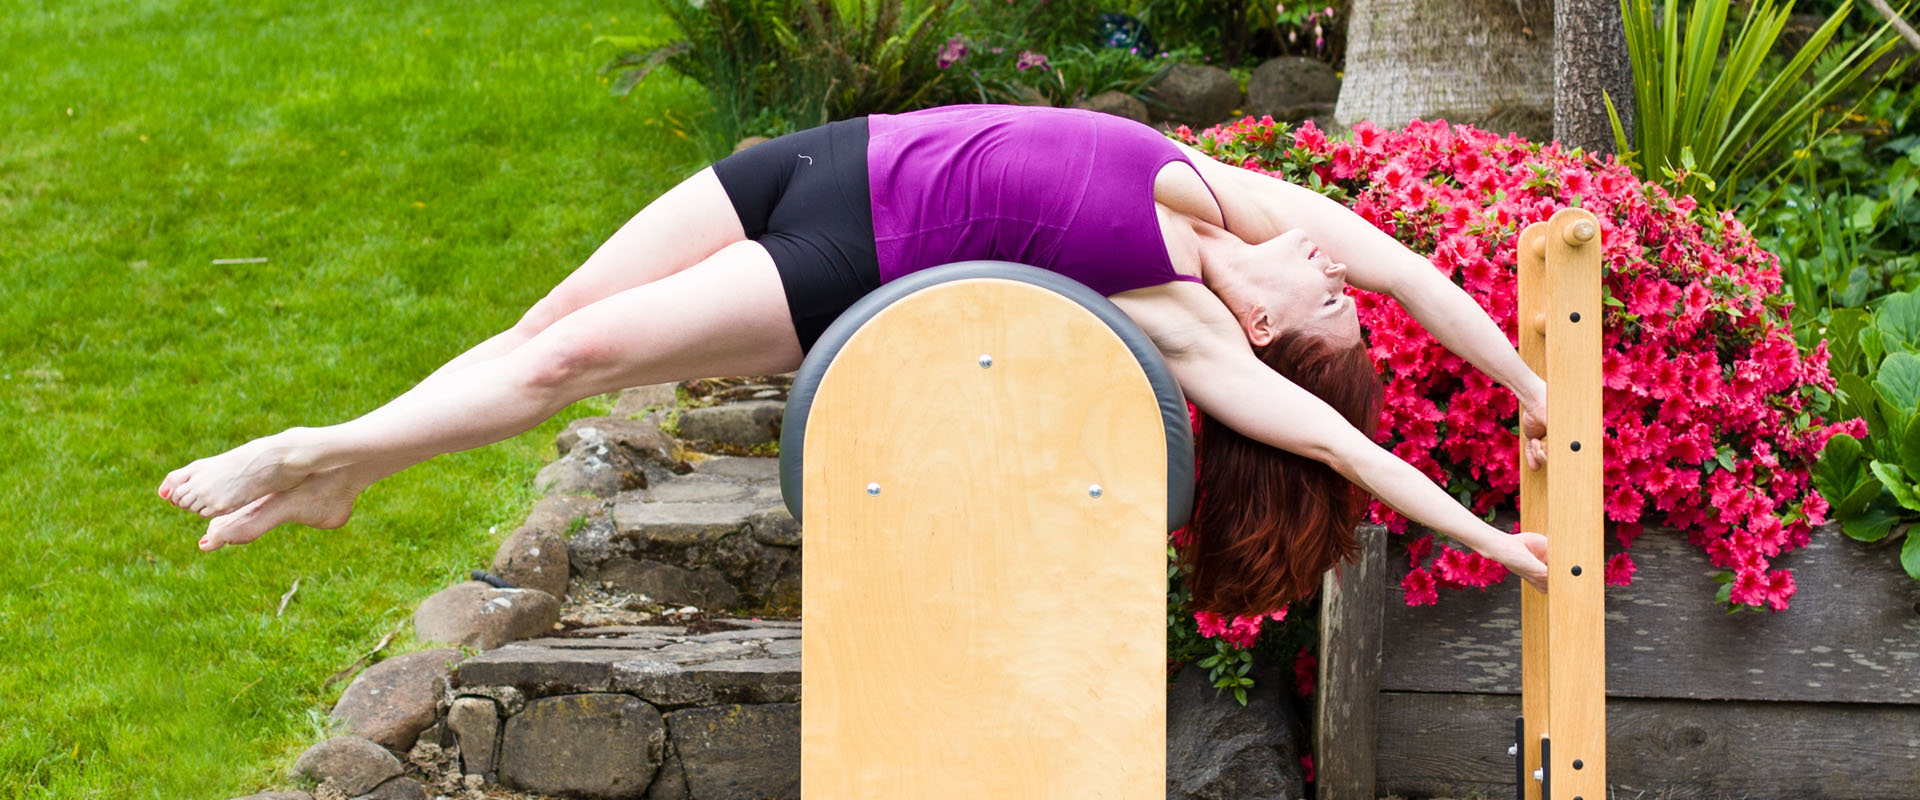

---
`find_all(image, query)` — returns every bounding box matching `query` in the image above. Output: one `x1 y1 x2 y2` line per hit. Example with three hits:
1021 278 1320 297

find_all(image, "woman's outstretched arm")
1137 283 1551 590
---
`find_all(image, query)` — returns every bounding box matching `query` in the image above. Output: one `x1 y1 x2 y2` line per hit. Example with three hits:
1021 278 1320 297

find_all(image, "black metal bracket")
1512 716 1525 800
1540 734 1552 800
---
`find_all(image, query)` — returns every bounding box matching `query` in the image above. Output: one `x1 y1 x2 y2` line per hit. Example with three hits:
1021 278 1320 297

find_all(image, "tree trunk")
1335 0 1555 140
1554 0 1635 154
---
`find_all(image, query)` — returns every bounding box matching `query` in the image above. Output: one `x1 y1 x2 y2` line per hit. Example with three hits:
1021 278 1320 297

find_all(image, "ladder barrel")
780 262 1196 799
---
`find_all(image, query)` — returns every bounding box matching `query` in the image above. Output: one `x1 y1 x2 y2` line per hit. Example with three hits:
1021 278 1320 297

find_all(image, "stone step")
439 620 801 800
435 618 1306 800
561 455 800 617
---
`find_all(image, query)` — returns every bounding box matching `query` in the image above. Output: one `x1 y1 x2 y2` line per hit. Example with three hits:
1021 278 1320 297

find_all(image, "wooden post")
1315 524 1386 800
1517 208 1607 800
799 278 1169 798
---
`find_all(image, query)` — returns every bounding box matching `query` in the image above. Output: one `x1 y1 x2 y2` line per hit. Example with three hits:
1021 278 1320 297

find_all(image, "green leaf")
1839 371 1886 440
1878 291 1920 354
1903 530 1920 580
1841 503 1900 542
1870 460 1920 512
1903 415 1920 475
1827 308 1871 374
1813 433 1867 506
1716 447 1737 472
1861 324 1887 373
1838 478 1887 519
1874 352 1920 434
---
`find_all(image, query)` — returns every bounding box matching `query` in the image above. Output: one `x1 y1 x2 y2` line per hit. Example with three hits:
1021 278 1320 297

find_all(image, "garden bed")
1329 521 1920 799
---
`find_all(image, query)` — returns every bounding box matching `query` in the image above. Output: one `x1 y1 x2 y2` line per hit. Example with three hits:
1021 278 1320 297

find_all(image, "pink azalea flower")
1402 568 1439 606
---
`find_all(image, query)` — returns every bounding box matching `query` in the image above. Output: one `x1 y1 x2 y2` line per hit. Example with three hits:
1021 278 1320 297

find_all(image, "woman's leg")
175 239 803 532
421 166 750 375
161 166 747 510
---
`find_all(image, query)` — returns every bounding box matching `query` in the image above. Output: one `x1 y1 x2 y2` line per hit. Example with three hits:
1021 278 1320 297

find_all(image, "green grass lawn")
0 0 715 795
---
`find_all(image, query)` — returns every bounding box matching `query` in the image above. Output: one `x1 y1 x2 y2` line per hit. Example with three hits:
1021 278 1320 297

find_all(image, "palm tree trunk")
1335 0 1555 138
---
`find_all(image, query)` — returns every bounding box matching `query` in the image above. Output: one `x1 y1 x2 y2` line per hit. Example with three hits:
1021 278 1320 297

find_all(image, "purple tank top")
866 104 1218 295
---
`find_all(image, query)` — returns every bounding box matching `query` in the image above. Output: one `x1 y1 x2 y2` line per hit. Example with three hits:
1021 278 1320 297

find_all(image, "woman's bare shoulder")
1108 280 1242 362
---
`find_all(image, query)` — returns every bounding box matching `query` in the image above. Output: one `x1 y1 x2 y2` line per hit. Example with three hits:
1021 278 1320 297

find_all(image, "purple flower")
936 35 968 69
1016 50 1049 71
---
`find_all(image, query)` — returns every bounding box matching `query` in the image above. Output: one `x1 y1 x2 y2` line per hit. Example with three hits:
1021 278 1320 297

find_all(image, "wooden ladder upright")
1516 208 1608 800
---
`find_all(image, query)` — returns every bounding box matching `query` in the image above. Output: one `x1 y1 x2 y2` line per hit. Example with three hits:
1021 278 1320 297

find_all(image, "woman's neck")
1190 218 1252 292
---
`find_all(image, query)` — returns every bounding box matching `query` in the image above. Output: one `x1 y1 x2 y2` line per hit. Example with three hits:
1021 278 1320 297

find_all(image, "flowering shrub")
1165 115 1854 618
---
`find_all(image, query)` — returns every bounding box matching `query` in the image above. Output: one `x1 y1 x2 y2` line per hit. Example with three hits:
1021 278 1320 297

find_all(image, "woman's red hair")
1177 328 1383 616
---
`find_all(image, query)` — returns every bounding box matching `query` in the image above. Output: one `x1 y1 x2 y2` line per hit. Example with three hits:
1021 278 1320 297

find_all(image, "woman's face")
1243 228 1362 348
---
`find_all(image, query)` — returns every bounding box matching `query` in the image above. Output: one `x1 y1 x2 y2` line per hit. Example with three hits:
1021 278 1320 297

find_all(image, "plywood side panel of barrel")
1377 524 1920 704
1378 691 1920 800
800 278 1168 799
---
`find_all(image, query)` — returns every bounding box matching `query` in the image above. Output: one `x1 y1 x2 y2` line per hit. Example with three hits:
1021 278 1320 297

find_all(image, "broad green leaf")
1813 433 1867 505
1861 323 1887 372
1903 415 1920 476
1826 308 1871 374
1874 352 1920 434
1837 477 1887 519
1870 460 1920 512
1841 504 1899 542
1877 291 1920 354
1903 530 1920 580
1839 371 1887 441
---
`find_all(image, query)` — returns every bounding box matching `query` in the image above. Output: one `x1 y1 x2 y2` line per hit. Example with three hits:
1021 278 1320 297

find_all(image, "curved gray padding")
779 261 1196 532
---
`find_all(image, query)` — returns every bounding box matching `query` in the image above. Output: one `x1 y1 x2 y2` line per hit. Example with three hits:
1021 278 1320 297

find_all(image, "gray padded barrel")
778 261 1196 532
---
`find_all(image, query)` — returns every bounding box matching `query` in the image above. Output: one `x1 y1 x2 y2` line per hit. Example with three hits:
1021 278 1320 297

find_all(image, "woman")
159 104 1551 613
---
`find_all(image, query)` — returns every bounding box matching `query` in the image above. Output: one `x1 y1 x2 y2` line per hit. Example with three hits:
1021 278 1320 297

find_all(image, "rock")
611 502 757 546
1165 661 1306 800
613 383 679 418
414 719 449 750
229 793 312 800
690 456 780 483
291 736 404 796
351 777 425 800
557 416 678 468
1075 90 1151 124
454 684 527 717
565 514 626 580
491 519 570 600
600 558 740 609
746 507 799 548
644 747 690 800
631 474 755 504
664 703 800 800
498 693 667 799
674 401 784 446
447 696 501 778
733 136 770 154
414 582 560 651
1246 56 1340 122
1145 64 1242 128
331 648 462 753
536 425 649 497
524 493 603 536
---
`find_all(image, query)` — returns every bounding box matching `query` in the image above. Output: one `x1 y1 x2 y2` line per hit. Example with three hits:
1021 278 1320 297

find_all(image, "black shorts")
711 117 880 353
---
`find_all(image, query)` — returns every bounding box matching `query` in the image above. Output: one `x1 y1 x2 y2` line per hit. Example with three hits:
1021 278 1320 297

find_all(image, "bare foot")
161 431 313 518
198 466 362 551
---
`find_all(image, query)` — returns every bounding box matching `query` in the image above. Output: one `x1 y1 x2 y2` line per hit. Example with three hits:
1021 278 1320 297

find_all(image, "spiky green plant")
1606 0 1912 209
